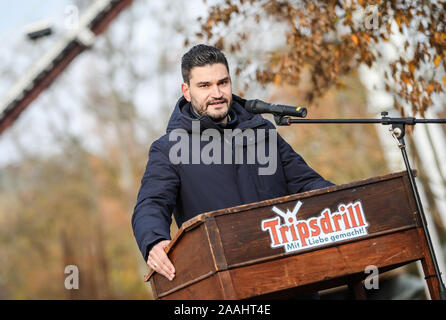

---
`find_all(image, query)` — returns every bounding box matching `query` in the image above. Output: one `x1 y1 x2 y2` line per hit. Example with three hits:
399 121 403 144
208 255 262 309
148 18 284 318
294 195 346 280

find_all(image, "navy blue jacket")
132 95 333 261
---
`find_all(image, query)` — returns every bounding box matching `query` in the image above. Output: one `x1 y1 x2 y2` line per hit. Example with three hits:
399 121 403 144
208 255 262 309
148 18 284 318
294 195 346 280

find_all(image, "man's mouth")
208 99 227 108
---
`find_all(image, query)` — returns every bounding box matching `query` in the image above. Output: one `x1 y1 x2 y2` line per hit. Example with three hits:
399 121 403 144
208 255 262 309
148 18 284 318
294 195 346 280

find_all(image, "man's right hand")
147 240 175 281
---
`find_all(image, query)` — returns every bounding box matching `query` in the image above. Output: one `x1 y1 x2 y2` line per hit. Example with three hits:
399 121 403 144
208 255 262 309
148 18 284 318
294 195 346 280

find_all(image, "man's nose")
210 84 222 98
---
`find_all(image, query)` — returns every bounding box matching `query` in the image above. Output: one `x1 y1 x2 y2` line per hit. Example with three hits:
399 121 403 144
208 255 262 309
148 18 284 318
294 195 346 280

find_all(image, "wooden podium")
145 171 442 300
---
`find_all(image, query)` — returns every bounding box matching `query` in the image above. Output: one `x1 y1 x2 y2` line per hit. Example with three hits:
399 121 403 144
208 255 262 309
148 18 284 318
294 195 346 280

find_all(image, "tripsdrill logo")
261 200 369 253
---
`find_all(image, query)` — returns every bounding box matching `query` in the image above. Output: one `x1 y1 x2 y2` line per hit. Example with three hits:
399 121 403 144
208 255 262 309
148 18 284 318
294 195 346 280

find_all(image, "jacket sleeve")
277 133 334 194
132 139 179 262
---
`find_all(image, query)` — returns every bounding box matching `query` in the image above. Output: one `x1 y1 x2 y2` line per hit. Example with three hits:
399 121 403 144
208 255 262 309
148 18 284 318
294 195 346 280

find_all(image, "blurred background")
0 0 445 299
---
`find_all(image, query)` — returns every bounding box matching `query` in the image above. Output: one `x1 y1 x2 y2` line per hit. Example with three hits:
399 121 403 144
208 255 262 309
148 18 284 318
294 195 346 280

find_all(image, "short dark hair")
181 44 229 84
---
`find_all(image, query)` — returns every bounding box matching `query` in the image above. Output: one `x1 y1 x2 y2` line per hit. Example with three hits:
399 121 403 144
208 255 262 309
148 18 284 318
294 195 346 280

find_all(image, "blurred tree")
0 0 196 299
273 69 388 185
0 142 153 299
194 0 446 117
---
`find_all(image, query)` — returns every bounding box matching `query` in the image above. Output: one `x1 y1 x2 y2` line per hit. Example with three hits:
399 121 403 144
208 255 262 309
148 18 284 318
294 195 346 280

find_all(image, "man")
132 44 333 282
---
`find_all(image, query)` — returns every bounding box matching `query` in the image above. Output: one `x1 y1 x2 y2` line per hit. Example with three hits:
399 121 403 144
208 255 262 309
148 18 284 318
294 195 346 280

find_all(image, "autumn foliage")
195 0 446 117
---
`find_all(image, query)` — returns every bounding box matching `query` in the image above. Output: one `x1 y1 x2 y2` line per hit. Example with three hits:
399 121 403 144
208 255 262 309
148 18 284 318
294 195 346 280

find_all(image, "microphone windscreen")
245 99 256 113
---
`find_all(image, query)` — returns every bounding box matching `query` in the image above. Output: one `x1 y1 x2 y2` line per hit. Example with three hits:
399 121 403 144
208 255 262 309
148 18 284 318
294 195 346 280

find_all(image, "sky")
0 0 79 101
0 0 86 165
0 0 69 40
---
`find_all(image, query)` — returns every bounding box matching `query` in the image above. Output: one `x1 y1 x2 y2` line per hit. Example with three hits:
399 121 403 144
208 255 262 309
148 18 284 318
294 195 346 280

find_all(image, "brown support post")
347 276 367 300
418 228 441 300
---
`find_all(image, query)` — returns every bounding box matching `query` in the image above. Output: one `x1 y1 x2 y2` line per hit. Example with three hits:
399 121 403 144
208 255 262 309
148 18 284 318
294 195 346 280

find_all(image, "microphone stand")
273 112 446 300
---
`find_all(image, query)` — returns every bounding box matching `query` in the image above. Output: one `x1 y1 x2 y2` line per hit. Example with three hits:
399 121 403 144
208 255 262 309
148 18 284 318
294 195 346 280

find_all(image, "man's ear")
181 82 191 102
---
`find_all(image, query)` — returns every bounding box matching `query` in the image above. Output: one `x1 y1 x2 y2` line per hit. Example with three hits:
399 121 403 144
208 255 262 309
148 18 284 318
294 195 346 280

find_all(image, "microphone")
245 99 307 118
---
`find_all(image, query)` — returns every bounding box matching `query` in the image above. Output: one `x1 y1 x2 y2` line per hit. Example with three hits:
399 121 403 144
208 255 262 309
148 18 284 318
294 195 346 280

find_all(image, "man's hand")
147 240 175 281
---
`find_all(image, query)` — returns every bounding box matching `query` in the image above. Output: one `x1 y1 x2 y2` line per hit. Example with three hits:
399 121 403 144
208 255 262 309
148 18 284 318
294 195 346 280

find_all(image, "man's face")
181 63 232 124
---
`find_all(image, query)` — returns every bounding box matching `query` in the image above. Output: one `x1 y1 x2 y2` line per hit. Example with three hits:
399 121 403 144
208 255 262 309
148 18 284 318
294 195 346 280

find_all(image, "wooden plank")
217 271 237 299
204 218 238 298
160 273 224 300
417 228 441 299
151 224 216 296
144 215 204 282
205 217 228 271
227 228 423 299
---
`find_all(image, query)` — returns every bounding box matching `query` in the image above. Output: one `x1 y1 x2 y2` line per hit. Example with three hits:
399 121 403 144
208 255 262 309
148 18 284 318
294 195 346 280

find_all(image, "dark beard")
193 98 231 123
208 111 229 123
